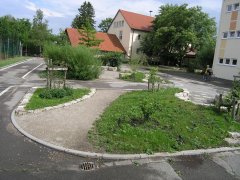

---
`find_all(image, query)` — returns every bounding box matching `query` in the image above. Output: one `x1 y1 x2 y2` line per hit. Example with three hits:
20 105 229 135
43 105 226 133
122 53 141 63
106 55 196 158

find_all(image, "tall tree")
29 9 51 55
72 1 95 29
141 4 216 66
98 18 113 32
0 15 31 58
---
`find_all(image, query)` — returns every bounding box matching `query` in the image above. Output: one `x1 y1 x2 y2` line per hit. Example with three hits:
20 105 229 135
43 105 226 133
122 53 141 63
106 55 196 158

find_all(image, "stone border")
15 88 96 115
175 88 190 102
11 109 240 160
175 88 213 106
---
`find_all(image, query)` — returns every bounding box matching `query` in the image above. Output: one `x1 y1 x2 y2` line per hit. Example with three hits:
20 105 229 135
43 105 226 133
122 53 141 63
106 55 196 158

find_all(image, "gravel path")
16 89 125 152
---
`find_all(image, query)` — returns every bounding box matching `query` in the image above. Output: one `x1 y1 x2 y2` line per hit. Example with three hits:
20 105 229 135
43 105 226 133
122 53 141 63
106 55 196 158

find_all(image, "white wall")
108 12 132 56
129 30 147 58
212 0 240 80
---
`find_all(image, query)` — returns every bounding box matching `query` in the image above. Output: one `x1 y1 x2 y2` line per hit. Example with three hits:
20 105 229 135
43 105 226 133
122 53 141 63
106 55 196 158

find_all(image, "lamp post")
149 10 153 16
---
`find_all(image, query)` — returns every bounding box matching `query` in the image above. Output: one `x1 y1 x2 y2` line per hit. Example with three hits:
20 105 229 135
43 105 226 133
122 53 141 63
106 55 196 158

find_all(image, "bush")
121 71 145 82
43 44 101 80
39 88 74 99
99 52 123 68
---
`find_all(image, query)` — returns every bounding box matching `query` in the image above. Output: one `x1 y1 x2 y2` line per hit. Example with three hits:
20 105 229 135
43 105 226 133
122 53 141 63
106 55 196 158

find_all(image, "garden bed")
25 88 90 110
120 71 145 82
89 88 240 154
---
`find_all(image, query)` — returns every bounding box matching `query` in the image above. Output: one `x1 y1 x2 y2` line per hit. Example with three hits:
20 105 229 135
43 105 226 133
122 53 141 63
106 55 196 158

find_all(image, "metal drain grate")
80 162 95 171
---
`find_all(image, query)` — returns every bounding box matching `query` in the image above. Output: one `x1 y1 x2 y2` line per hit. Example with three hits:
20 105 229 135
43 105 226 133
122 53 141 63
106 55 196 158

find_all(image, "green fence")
0 39 22 60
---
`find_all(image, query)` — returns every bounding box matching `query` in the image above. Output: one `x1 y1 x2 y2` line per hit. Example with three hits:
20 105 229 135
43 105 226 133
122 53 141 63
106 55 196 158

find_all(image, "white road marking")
0 58 33 71
0 86 14 97
22 63 44 79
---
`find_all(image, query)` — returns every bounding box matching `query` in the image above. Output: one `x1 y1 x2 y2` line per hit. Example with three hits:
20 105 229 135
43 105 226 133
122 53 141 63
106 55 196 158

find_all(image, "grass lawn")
89 88 240 154
120 71 145 82
25 88 90 110
0 56 30 68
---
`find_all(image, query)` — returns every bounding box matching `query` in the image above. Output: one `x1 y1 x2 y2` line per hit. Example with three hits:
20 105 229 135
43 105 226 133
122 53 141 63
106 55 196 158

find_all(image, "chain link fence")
0 39 22 60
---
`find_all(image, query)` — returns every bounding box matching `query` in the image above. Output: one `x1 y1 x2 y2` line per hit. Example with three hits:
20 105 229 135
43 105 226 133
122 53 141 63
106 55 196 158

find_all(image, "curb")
11 109 240 160
175 88 214 106
15 88 96 115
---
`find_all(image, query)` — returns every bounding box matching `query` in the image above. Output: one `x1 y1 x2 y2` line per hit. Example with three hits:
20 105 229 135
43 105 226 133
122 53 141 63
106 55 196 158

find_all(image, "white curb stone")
10 109 240 160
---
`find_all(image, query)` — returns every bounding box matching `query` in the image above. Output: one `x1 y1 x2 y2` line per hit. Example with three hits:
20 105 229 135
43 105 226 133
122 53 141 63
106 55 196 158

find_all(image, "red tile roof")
119 10 154 32
66 28 126 53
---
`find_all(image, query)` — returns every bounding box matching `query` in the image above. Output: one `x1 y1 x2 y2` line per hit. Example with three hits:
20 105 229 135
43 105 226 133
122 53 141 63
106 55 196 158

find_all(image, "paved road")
0 58 239 180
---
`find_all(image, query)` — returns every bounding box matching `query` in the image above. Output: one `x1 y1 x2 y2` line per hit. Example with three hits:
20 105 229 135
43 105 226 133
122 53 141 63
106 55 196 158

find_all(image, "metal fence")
0 39 22 60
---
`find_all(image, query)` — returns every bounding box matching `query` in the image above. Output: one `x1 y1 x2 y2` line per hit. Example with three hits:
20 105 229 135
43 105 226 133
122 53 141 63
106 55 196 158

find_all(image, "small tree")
78 20 102 47
148 67 162 91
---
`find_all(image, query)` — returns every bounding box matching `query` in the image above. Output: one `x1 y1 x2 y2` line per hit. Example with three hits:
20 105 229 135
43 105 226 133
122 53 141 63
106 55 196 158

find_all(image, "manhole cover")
80 162 95 171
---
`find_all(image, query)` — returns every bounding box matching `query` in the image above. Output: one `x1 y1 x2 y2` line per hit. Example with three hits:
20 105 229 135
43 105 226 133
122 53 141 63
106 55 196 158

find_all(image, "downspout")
130 29 135 59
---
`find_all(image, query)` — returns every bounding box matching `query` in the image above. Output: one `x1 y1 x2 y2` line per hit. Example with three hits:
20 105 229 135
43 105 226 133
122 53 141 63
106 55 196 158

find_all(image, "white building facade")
212 0 240 80
108 10 154 58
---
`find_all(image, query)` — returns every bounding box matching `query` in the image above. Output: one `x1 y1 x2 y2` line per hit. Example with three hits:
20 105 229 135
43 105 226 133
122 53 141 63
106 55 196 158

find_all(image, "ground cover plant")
26 88 90 110
120 71 145 82
89 88 240 154
0 56 30 68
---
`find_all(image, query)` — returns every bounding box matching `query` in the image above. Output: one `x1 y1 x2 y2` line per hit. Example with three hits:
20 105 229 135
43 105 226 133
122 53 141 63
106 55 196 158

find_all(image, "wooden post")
63 69 67 88
47 59 50 88
148 80 150 91
218 94 223 112
231 98 236 120
49 59 52 89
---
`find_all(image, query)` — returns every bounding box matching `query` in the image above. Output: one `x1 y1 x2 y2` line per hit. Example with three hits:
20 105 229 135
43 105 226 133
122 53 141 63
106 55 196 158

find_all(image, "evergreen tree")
72 1 95 29
78 20 102 47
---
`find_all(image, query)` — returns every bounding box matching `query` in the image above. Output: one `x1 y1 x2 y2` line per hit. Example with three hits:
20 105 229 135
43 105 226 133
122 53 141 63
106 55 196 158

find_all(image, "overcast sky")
0 0 222 34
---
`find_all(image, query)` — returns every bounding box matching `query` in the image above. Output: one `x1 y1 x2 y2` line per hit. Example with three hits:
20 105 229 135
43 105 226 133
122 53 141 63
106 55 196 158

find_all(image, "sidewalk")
15 89 125 152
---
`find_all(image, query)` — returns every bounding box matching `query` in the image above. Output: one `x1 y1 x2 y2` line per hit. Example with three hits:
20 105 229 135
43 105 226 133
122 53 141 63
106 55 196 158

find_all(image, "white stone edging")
11 109 240 160
175 88 214 106
15 88 96 115
175 88 190 102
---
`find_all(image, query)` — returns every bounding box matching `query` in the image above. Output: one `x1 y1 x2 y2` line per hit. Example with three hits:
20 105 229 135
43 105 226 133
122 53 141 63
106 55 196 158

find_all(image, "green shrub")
43 44 101 80
39 88 74 99
99 52 123 68
121 71 145 82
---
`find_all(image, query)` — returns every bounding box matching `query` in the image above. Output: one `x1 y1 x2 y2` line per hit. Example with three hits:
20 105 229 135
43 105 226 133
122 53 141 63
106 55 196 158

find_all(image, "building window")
121 21 124 27
234 3 239 10
227 4 232 12
237 31 240 38
232 59 238 65
219 58 223 64
223 32 228 39
138 34 141 40
225 58 230 64
229 31 235 38
119 31 123 40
